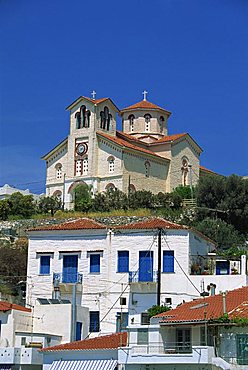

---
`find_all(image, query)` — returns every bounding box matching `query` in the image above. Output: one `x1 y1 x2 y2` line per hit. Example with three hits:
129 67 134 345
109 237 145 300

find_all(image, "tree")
0 238 28 295
8 192 36 218
196 175 248 234
74 184 93 212
38 196 62 216
129 190 155 209
0 199 11 220
194 218 246 251
147 304 171 318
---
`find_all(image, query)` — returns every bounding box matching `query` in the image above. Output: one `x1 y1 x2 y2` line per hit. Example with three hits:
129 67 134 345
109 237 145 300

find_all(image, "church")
42 92 210 209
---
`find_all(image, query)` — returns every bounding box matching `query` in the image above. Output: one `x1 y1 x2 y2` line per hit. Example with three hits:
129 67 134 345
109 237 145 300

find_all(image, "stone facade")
42 95 203 209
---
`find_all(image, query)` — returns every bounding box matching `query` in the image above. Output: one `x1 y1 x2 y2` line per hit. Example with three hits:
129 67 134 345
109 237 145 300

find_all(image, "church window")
75 112 81 129
128 114 135 132
55 164 62 179
80 105 86 128
159 116 165 132
85 110 91 128
76 160 82 176
53 190 62 202
108 156 115 173
100 106 112 131
106 183 115 191
145 161 150 177
144 114 151 132
181 157 189 186
82 157 88 175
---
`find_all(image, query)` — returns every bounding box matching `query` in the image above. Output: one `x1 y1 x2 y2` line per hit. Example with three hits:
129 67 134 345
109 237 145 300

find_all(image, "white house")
40 286 248 370
0 300 89 370
26 217 247 338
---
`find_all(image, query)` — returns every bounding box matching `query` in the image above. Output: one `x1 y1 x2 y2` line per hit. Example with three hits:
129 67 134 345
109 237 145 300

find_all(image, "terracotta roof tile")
115 217 187 230
41 331 128 352
28 218 106 232
120 100 171 115
97 132 168 161
199 165 219 175
154 133 187 143
0 301 31 313
156 286 248 324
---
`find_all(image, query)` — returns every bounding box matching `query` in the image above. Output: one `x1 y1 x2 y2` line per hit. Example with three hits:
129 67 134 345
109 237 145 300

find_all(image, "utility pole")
157 228 162 306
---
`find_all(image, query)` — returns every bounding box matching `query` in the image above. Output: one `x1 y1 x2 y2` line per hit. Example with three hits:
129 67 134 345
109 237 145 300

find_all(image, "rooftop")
120 99 171 115
0 301 31 313
41 331 128 352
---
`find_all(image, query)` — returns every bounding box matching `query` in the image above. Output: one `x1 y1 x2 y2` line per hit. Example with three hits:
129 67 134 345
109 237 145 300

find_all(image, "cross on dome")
142 90 148 101
91 90 96 100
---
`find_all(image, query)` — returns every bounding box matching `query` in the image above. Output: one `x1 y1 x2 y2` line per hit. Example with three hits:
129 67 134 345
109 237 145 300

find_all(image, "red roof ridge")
0 301 31 313
114 217 187 230
97 131 168 161
28 218 106 232
41 331 128 352
120 100 171 115
155 286 248 324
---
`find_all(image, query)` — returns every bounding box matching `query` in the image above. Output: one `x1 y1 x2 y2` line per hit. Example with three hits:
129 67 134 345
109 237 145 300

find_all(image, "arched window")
144 114 151 132
100 106 112 131
80 105 86 128
75 112 81 129
85 110 91 128
129 184 136 193
145 161 150 177
159 116 165 132
128 114 135 132
55 164 62 179
105 183 115 191
53 190 62 202
181 157 189 186
108 156 115 173
82 157 88 175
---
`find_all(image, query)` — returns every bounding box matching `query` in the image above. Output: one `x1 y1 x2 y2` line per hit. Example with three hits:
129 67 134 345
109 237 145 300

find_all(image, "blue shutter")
163 251 174 273
118 251 129 272
40 256 50 275
63 255 78 283
90 311 99 332
76 322 82 341
139 251 153 282
90 254 100 273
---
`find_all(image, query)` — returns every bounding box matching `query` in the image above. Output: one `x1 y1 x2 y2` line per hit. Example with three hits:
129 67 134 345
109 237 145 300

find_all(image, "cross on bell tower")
91 90 96 100
142 90 148 101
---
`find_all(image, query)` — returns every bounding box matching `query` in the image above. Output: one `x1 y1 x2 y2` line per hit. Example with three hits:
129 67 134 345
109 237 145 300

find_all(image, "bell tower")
120 92 171 143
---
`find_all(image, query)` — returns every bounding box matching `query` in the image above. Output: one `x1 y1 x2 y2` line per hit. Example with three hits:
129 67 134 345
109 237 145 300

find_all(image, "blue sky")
0 0 247 194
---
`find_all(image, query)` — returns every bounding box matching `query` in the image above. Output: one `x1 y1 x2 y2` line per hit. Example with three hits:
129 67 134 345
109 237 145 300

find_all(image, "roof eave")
41 138 68 160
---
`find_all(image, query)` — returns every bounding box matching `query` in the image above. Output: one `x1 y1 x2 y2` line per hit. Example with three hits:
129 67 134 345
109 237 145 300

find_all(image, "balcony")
53 272 83 284
129 270 158 283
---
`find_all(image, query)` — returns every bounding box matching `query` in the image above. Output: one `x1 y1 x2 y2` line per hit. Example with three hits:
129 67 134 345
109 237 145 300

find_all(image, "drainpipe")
241 255 246 275
157 228 162 306
222 291 227 315
71 284 77 342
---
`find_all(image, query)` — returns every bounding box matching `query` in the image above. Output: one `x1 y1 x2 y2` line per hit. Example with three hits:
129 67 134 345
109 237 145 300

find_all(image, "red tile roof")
154 133 187 143
28 218 106 232
155 286 248 324
97 131 168 161
115 217 187 230
199 165 219 175
41 332 128 352
66 96 119 112
120 100 171 115
0 301 31 313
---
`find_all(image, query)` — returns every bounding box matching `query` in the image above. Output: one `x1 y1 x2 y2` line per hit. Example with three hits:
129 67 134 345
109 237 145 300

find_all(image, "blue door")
216 261 229 275
76 322 82 341
63 255 78 283
139 251 153 282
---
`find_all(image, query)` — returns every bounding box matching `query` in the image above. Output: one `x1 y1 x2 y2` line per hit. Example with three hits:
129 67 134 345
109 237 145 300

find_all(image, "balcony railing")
129 270 158 283
53 272 83 284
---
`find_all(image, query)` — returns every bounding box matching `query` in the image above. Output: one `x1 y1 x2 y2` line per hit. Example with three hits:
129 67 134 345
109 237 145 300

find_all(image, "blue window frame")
163 251 174 273
90 254 100 273
139 251 153 282
63 255 78 283
118 251 129 272
40 255 50 275
76 322 82 341
89 311 99 332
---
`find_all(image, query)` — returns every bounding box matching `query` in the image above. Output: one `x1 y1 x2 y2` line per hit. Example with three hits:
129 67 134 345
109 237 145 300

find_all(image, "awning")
50 359 118 370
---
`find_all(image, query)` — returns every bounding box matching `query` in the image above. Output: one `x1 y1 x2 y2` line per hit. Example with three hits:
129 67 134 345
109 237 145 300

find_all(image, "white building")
0 184 43 201
26 217 247 338
40 286 248 370
42 93 213 210
0 300 89 370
